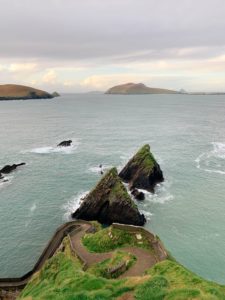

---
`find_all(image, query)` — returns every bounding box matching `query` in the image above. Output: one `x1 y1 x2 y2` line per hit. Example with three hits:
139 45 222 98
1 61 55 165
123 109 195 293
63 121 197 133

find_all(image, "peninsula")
105 83 178 95
0 84 58 100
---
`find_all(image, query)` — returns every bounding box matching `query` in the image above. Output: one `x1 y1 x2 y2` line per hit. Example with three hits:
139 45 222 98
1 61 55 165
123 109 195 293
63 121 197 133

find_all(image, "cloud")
0 1 225 91
9 63 38 73
42 70 58 84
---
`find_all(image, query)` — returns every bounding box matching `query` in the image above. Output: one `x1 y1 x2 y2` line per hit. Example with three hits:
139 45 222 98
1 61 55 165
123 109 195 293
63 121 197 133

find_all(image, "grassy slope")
19 228 225 300
88 250 136 279
106 83 177 94
0 84 51 99
82 226 152 252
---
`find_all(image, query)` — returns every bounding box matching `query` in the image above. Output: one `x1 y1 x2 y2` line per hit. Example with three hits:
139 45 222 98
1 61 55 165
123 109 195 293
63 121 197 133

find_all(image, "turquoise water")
0 94 225 284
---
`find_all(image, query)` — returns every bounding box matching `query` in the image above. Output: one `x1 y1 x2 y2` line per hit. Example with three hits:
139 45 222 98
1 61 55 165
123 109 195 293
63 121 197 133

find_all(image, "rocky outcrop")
119 144 164 192
0 173 4 180
72 167 146 226
0 84 54 100
0 163 26 174
131 189 145 201
105 83 177 94
52 91 60 97
57 140 72 147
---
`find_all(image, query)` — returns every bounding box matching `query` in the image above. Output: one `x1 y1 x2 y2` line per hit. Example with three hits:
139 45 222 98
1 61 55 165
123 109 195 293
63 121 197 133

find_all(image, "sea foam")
63 191 89 221
24 140 80 155
195 142 225 175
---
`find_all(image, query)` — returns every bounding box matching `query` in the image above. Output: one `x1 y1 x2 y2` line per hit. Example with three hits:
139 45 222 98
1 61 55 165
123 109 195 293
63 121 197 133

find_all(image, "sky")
1 0 225 92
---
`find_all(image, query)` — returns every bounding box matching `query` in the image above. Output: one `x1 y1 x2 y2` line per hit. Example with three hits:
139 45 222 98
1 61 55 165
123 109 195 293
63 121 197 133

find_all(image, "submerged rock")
0 163 26 174
57 140 72 147
131 189 145 201
119 144 164 192
72 167 146 226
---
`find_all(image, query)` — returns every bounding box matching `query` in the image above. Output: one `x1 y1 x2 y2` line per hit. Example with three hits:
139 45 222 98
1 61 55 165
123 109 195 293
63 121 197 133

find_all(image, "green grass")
82 226 151 253
18 239 134 300
18 230 225 300
131 144 157 174
88 250 136 279
134 260 225 300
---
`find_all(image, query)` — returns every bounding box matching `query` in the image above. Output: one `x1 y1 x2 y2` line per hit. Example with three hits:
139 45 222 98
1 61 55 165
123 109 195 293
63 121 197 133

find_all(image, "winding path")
0 220 167 298
70 223 158 278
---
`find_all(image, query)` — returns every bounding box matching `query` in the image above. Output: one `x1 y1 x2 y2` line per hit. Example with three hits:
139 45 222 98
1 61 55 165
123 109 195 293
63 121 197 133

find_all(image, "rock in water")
0 163 26 174
72 167 146 226
131 188 145 201
57 140 72 147
119 144 164 192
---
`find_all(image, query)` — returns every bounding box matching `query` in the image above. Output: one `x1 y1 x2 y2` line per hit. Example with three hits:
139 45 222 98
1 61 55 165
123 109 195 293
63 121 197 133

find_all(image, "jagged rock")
0 163 26 174
131 189 145 201
119 144 164 192
72 167 146 226
57 140 72 147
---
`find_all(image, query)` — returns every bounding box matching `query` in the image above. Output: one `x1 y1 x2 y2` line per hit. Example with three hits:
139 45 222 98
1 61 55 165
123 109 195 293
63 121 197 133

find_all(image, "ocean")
0 93 225 284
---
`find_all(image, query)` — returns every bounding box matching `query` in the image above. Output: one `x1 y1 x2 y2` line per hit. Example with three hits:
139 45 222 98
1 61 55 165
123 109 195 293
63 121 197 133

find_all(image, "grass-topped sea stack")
72 167 146 226
119 144 164 193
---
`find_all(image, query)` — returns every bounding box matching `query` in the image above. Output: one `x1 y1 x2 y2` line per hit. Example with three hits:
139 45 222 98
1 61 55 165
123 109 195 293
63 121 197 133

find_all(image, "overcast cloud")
1 0 225 92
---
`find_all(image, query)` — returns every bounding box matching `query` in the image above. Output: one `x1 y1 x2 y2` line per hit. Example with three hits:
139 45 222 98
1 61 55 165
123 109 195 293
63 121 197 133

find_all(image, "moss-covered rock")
72 167 146 226
119 144 164 192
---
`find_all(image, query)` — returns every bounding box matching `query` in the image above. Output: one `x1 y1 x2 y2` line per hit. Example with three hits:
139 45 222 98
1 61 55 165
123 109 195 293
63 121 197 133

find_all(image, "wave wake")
195 142 225 175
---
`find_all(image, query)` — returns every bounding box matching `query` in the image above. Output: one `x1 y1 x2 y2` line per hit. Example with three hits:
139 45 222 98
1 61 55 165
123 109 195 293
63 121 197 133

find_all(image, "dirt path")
70 223 158 278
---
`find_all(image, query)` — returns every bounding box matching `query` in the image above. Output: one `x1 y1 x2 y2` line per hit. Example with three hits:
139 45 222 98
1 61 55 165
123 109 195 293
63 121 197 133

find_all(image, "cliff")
105 83 178 94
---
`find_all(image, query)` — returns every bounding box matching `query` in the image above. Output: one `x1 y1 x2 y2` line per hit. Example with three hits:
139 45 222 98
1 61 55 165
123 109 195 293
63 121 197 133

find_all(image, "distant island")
0 84 60 100
105 82 178 95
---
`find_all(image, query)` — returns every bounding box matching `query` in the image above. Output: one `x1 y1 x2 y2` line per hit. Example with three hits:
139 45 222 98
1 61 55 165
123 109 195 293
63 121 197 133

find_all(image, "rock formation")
72 167 146 226
52 91 60 97
57 140 72 147
0 163 26 174
131 188 145 201
105 83 177 94
119 144 164 192
0 84 54 100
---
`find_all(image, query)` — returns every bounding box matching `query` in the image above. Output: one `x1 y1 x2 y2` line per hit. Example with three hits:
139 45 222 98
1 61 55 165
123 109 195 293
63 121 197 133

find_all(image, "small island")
0 84 59 100
105 83 178 95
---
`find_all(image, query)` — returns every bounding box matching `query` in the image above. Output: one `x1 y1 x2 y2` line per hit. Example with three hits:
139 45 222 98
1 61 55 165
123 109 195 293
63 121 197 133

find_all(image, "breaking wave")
0 176 13 189
24 140 80 155
195 142 225 175
63 191 89 221
88 164 113 175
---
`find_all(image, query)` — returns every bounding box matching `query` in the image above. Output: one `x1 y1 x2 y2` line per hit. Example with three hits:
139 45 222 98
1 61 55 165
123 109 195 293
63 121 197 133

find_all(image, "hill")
0 84 56 100
18 222 225 300
105 83 178 95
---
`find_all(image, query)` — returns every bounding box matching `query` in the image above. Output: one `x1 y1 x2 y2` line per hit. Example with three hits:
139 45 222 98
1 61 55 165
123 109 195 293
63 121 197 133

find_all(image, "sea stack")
72 167 146 226
119 144 164 192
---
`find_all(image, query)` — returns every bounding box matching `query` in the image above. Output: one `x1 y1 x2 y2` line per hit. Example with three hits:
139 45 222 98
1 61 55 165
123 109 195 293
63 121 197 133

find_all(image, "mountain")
0 84 57 100
105 83 178 94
